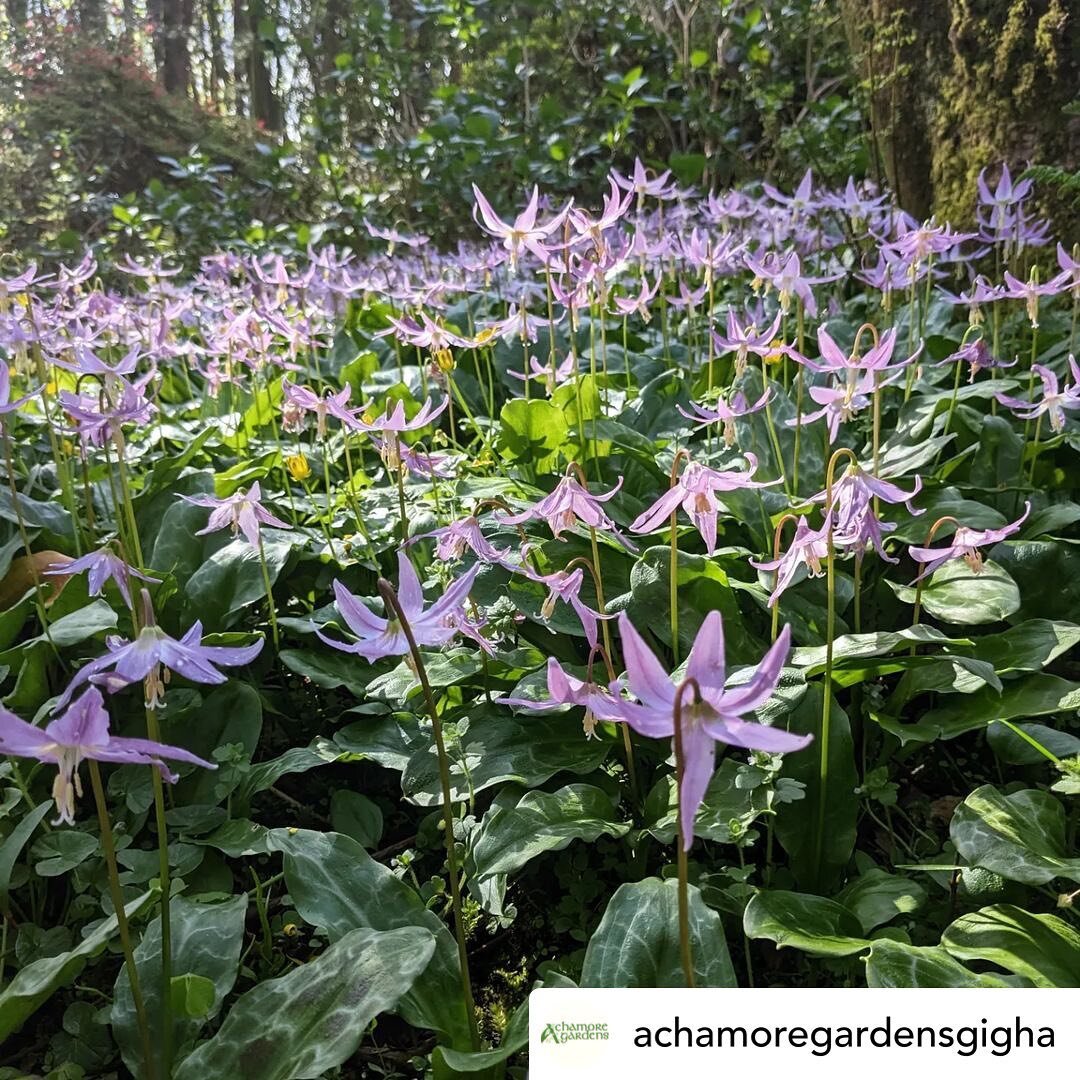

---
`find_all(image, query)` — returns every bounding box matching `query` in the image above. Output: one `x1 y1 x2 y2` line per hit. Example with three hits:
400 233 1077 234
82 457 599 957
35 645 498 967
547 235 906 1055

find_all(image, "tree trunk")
843 0 1078 224
162 0 193 95
247 0 282 130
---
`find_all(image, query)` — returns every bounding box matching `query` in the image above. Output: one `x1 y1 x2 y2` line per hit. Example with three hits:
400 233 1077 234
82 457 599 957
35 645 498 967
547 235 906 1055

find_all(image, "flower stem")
672 679 698 988
376 579 480 1050
142 710 173 1077
88 761 156 1080
815 448 857 888
256 533 280 650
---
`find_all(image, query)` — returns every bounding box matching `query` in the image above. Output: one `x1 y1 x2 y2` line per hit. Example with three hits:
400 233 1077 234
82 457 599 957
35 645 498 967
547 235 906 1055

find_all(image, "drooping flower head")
909 503 1031 582
0 688 214 825
317 551 481 662
44 547 160 609
182 481 291 547
613 611 811 848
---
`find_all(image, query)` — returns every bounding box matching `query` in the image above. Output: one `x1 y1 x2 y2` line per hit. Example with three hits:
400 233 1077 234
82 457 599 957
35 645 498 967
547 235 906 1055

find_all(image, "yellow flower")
61 438 75 456
765 339 786 366
44 379 58 396
285 453 311 481
474 326 497 346
432 347 455 372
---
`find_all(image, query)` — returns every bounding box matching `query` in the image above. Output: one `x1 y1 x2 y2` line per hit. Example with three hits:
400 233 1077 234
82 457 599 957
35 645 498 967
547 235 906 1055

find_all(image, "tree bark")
162 0 194 95
842 0 1079 224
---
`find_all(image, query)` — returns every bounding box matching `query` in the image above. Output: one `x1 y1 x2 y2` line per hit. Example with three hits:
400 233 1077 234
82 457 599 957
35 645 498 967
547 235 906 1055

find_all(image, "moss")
930 0 1077 228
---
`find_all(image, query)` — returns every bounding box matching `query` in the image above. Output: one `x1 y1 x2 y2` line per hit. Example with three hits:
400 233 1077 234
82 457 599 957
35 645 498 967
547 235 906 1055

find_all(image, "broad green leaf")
170 973 217 1018
969 619 1080 675
865 940 1012 987
31 830 98 877
581 878 736 987
185 534 294 629
279 648 372 697
836 868 926 933
743 890 868 956
471 784 628 881
0 801 51 912
942 905 1080 987
0 891 154 1041
112 894 248 1079
268 829 471 1048
401 704 611 807
908 673 1080 742
987 721 1080 765
234 737 345 802
329 790 383 849
888 560 1019 625
434 992 528 1071
950 785 1080 885
774 686 856 891
27 600 116 647
173 927 435 1080
640 759 763 846
498 399 569 473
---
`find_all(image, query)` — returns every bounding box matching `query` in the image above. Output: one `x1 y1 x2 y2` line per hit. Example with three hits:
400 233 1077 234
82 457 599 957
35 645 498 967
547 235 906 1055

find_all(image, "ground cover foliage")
0 165 1079 1076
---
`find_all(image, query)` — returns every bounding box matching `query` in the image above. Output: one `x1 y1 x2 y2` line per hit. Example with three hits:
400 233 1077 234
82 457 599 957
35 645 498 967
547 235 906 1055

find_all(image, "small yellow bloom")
44 380 58 396
765 339 786 365
432 347 455 372
474 326 497 346
61 438 75 456
285 453 311 481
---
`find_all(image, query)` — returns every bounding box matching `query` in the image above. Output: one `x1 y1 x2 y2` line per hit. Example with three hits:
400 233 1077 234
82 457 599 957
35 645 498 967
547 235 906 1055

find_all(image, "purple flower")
744 251 841 316
56 598 264 710
508 353 577 396
499 656 626 739
316 551 481 661
413 515 508 563
677 388 771 448
996 358 1080 432
610 277 661 321
499 469 635 549
181 481 291 547
750 516 830 607
809 464 921 562
631 456 777 554
43 547 160 609
909 503 1031 582
794 326 913 378
471 184 571 270
355 396 448 435
522 565 612 649
610 158 678 202
712 309 783 376
614 611 811 848
0 688 215 825
942 337 1013 382
60 371 157 448
1002 270 1071 327
281 378 359 437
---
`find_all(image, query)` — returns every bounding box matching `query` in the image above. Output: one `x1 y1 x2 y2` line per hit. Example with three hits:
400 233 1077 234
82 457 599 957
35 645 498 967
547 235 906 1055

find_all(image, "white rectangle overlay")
529 988 1079 1077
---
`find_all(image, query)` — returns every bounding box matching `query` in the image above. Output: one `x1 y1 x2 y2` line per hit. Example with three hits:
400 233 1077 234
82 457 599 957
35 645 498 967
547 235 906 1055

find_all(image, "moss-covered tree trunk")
843 0 1079 225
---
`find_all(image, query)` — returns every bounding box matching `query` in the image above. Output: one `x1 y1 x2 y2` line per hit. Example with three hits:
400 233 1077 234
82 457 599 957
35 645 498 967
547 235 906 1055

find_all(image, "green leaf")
774 685 857 891
29 600 117 647
912 673 1080 742
31 831 98 877
987 721 1080 765
435 994 528 1071
865 940 1011 987
969 619 1080 675
581 878 736 987
498 399 568 473
170 973 217 1019
279 648 372 697
268 829 471 1048
888 560 1020 625
0 891 155 1041
942 905 1080 987
950 785 1080 885
173 927 435 1080
401 704 610 807
330 790 383 849
185 535 294 629
743 890 868 956
640 759 762 846
836 868 927 933
0 801 52 912
471 784 628 881
113 894 248 1079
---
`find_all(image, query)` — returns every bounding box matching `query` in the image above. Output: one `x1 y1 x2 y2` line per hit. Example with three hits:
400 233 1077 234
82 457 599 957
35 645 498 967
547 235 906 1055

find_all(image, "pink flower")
181 481 291 547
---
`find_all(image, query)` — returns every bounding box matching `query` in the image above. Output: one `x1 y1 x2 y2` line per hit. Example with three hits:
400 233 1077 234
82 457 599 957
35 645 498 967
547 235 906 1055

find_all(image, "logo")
540 1021 610 1045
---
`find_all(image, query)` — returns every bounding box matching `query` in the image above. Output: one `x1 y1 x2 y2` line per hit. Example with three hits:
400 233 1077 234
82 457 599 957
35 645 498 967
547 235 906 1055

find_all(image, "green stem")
256 533 280 649
377 580 480 1049
89 761 156 1080
672 679 698 988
